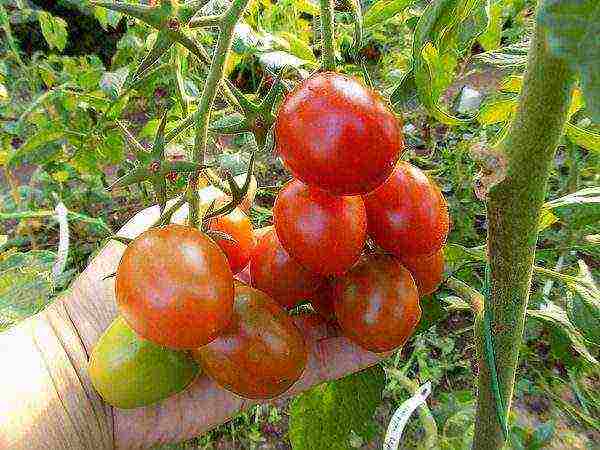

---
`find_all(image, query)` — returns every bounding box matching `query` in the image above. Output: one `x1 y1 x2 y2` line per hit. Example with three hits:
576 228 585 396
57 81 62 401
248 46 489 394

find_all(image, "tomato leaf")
546 187 600 229
538 0 600 122
477 0 502 51
38 11 68 52
565 261 600 347
565 123 600 153
289 366 385 449
363 0 414 29
477 98 518 125
7 129 65 168
528 303 598 366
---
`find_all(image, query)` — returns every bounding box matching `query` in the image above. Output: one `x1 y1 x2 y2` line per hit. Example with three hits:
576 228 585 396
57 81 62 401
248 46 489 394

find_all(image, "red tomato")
363 162 449 257
208 207 256 274
333 254 421 353
310 279 337 323
400 249 445 297
193 283 307 399
250 227 323 309
275 72 403 195
273 179 367 276
116 224 234 349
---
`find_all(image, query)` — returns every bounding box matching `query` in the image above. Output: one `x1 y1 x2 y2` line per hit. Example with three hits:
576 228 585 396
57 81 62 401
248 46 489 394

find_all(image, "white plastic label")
383 381 432 450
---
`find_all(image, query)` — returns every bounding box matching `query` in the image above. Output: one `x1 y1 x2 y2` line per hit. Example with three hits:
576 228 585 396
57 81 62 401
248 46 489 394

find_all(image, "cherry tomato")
273 179 367 276
250 227 323 309
116 224 234 349
193 283 307 399
208 207 256 274
363 162 449 257
89 317 199 409
333 254 421 353
310 280 337 323
275 72 403 195
400 249 445 297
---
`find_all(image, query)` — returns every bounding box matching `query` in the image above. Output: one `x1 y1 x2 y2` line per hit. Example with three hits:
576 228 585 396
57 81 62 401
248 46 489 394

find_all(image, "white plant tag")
383 381 432 450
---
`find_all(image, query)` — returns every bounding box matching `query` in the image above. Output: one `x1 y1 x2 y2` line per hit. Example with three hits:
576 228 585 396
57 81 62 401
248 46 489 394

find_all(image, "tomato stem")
189 0 251 227
319 0 336 71
473 11 575 450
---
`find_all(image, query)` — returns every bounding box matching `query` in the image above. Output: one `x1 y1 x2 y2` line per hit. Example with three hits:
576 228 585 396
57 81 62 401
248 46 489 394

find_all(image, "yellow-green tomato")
89 317 199 409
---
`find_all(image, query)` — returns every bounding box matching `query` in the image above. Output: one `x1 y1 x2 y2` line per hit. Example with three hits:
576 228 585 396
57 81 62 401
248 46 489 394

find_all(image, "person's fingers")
113 313 383 449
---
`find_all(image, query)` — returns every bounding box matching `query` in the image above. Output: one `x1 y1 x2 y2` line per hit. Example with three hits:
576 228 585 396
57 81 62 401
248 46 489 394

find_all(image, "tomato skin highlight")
116 224 234 350
333 254 421 353
273 179 367 276
363 162 449 257
275 72 403 195
249 227 323 309
400 249 445 297
208 207 256 274
193 284 307 399
89 317 199 409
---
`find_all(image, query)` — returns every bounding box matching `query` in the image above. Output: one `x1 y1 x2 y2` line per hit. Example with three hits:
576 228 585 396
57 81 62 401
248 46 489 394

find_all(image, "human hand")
0 181 383 450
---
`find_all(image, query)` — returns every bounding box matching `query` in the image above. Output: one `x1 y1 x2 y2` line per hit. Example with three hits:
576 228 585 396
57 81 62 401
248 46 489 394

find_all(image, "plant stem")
445 276 484 314
189 0 250 227
473 14 575 450
319 0 336 71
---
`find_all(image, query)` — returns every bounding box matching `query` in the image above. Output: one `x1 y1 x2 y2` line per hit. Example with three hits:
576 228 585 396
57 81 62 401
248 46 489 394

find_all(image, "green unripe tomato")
89 317 199 409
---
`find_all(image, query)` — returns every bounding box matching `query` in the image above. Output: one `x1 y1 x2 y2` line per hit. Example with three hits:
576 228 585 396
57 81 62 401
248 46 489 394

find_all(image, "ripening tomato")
89 317 199 409
193 283 307 399
363 162 449 257
116 224 234 349
208 207 256 274
310 279 337 323
275 72 403 195
400 249 445 297
333 254 421 353
250 227 323 309
273 179 367 276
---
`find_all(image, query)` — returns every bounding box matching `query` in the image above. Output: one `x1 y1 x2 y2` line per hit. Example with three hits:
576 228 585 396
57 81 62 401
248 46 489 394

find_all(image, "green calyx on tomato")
89 317 199 409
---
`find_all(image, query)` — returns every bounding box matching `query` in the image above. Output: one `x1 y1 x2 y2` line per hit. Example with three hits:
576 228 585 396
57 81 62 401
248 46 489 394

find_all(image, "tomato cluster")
270 72 449 351
89 72 449 410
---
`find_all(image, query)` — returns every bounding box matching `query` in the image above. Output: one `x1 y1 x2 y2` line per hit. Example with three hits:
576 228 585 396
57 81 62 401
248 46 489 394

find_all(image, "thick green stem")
473 16 575 450
188 0 250 227
319 0 336 71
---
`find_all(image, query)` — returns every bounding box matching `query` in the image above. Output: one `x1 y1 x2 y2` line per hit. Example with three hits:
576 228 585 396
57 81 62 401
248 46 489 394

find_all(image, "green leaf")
478 1 502 50
528 303 598 366
457 0 491 52
278 32 316 62
565 261 600 346
538 0 600 122
363 0 414 29
289 366 385 449
477 98 517 125
390 69 419 111
415 294 448 334
38 11 68 52
8 130 65 168
546 186 600 228
0 268 53 329
565 123 600 153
